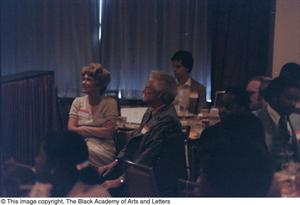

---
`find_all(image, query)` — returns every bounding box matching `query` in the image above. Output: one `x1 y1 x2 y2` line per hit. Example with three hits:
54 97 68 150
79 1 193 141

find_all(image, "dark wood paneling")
1 71 56 165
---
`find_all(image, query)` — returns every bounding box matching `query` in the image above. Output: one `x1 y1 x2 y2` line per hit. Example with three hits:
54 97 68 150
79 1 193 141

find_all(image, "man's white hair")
149 70 177 105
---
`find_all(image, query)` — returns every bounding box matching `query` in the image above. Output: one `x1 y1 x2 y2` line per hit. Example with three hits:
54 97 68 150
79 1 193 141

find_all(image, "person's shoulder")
198 123 221 145
154 106 181 129
102 96 117 104
162 105 180 122
190 78 206 89
74 95 87 102
71 95 87 106
253 107 268 119
202 123 220 136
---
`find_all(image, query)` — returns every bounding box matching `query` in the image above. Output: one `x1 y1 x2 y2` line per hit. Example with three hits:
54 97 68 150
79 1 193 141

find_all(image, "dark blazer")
254 107 300 169
117 105 186 196
188 78 206 114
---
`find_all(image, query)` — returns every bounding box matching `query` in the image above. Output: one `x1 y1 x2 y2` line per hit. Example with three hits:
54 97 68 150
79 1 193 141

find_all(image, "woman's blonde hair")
81 63 111 94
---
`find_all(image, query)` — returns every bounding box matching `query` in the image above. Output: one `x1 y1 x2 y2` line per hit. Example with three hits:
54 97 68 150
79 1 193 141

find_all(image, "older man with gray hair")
99 70 185 196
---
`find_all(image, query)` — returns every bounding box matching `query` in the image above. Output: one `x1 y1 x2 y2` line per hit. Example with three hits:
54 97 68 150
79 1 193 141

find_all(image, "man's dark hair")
264 77 300 104
43 131 88 166
42 131 103 197
171 50 193 73
225 87 250 109
279 62 300 83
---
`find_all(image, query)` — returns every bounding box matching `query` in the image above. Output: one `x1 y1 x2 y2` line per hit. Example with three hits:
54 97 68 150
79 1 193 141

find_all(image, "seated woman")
68 63 118 167
29 131 110 197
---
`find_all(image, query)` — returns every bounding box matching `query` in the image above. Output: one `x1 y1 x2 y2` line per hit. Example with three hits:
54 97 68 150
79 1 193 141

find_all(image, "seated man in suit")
254 77 300 170
99 71 185 196
171 50 206 114
279 62 300 140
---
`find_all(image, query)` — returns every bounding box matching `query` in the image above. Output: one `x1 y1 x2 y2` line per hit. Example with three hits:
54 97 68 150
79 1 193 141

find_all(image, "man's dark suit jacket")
117 105 186 196
254 107 300 169
188 78 206 114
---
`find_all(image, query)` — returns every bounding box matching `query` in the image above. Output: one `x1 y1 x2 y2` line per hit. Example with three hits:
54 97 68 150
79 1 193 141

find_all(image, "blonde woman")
68 63 118 167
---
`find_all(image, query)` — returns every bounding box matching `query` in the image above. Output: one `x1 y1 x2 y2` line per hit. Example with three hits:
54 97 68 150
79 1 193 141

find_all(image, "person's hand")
102 176 125 190
97 159 118 176
69 126 88 138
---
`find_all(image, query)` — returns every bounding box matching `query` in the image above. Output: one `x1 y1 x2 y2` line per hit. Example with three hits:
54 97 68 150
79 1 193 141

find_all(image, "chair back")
56 96 74 130
153 132 187 196
124 160 158 197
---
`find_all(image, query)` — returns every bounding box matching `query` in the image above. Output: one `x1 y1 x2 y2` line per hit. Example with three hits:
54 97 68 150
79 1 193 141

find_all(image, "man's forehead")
247 80 261 90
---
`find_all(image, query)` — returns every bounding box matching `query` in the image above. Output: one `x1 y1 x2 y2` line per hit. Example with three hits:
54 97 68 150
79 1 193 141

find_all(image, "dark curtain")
1 0 275 100
100 0 212 100
1 71 56 164
210 0 274 96
1 0 100 97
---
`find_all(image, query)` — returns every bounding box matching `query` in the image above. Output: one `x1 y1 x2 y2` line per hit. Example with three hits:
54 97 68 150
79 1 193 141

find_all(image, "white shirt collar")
266 105 280 126
177 77 191 88
266 105 295 135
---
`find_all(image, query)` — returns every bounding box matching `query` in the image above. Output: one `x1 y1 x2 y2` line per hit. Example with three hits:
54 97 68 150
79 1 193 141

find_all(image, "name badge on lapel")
190 92 199 99
141 125 149 134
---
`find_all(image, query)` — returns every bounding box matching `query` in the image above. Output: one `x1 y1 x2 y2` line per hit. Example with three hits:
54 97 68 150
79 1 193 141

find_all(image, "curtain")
1 71 56 164
100 0 212 100
1 0 100 97
210 0 274 95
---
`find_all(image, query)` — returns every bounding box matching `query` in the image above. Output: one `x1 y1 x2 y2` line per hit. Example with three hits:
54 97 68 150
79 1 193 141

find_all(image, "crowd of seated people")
2 57 300 197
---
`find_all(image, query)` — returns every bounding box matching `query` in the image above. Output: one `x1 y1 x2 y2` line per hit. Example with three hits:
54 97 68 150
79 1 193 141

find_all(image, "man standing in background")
171 50 206 114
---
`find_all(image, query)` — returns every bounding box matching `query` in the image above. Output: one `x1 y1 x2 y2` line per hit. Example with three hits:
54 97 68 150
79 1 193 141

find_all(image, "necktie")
278 115 290 143
278 115 297 163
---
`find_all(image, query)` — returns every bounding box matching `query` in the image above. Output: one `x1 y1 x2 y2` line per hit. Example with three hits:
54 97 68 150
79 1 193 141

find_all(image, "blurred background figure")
246 76 272 111
1 157 35 197
217 87 251 121
29 131 110 197
196 88 268 181
198 123 274 197
68 63 118 167
171 50 206 114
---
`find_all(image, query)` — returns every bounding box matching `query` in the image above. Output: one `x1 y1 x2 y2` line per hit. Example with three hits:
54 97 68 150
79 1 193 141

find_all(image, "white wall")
272 0 300 77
